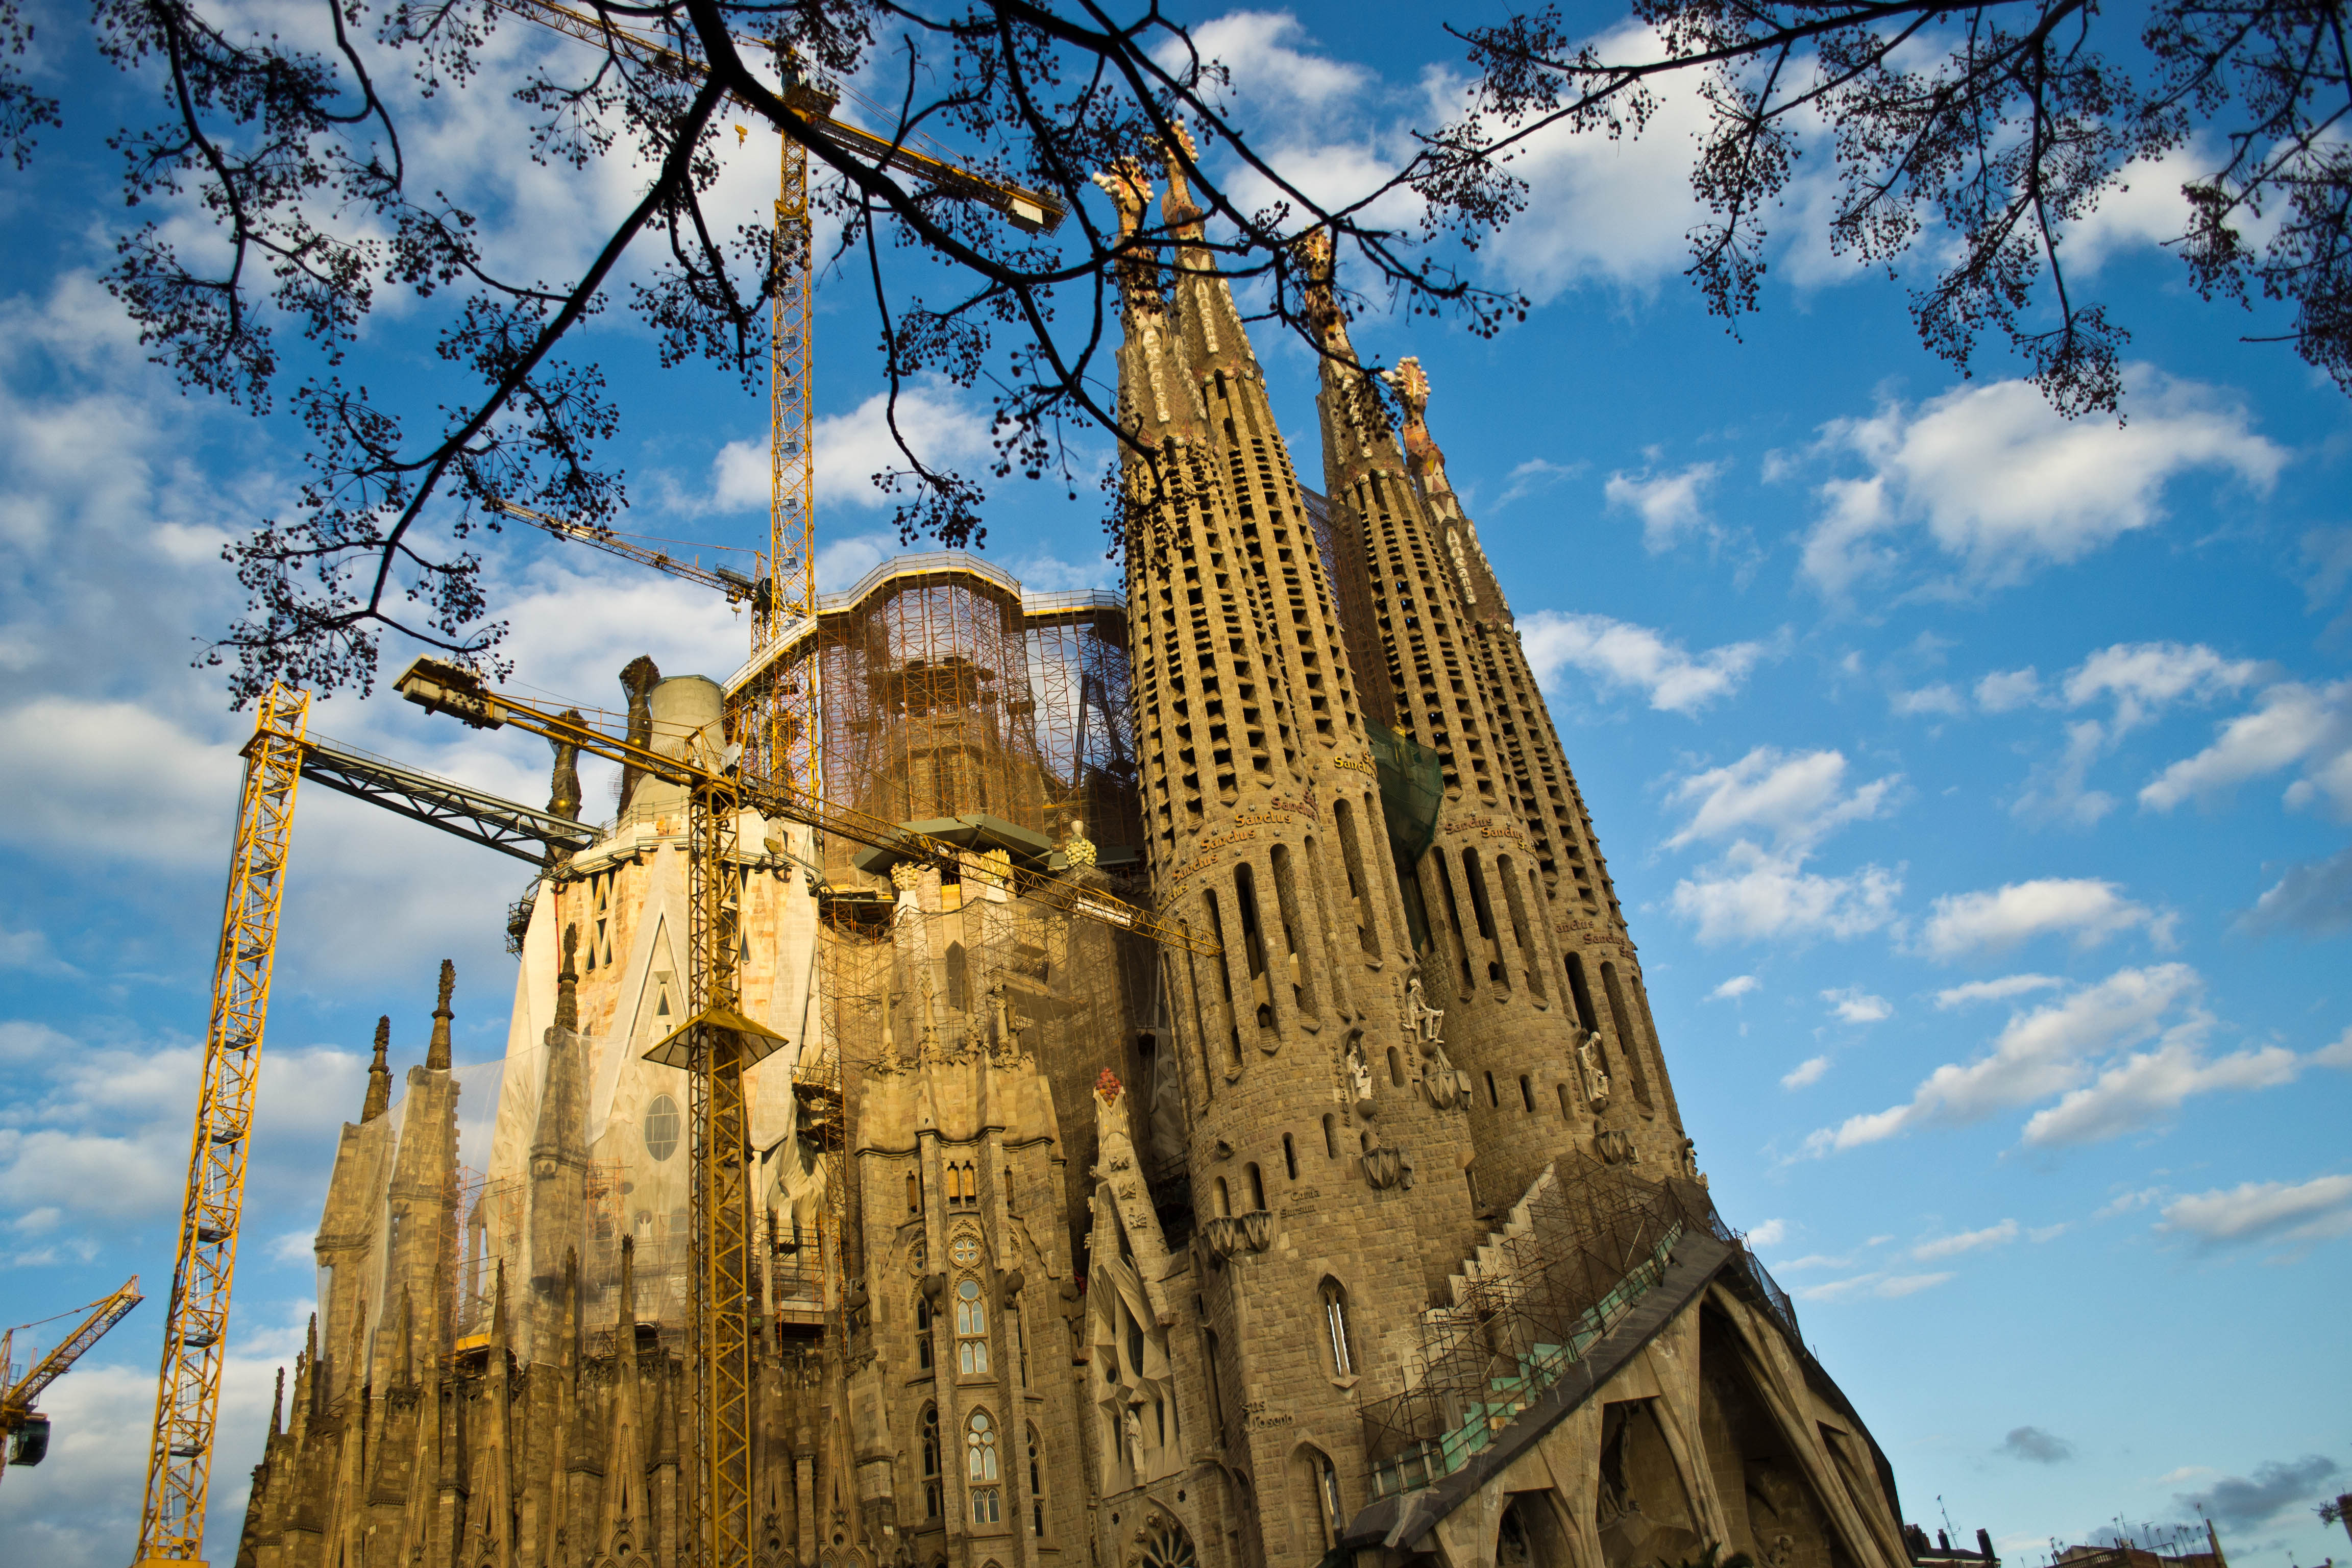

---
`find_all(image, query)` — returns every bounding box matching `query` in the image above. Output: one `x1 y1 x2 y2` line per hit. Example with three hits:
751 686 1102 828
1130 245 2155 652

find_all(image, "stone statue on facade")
1577 1031 1612 1112
1344 1038 1375 1113
1405 975 1444 1051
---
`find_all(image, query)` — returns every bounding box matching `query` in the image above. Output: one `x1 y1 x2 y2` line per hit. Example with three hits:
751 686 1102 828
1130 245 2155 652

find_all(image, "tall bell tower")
1099 145 1483 1565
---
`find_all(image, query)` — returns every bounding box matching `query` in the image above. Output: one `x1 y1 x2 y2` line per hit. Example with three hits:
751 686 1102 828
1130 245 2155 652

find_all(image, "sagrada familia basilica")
232 146 1915 1568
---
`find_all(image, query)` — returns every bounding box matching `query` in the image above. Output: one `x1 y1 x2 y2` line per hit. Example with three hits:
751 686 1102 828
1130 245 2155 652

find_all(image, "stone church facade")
235 146 1913 1568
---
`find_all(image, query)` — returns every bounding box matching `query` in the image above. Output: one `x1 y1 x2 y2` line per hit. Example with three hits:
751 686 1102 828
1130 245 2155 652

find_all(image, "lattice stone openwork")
1137 1515 1198 1568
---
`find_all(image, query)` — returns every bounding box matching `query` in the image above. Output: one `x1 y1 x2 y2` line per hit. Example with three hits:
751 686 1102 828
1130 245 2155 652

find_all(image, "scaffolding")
1025 590 1142 857
726 553 1145 883
1358 1155 1798 1501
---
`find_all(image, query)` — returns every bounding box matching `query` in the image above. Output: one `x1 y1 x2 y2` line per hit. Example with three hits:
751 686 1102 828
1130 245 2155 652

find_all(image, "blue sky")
2 2 2348 1565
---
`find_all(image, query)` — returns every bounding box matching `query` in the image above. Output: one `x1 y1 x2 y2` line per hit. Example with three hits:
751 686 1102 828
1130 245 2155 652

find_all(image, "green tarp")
1364 716 1444 861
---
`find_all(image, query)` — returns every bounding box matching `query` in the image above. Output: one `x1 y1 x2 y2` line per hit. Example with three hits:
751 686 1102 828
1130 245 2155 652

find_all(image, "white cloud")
0 925 76 976
1913 1219 2019 1259
2140 678 2352 817
1494 458 1581 510
1605 460 1724 553
1670 842 1902 946
1799 372 2286 598
2096 1186 2168 1219
1920 878 2166 960
1664 747 1901 849
1782 1055 1832 1089
1796 1269 1956 1302
2243 848 2352 936
1520 610 1770 715
1808 964 2201 1153
1708 974 1760 1001
1976 668 2044 712
1891 682 1966 717
1823 976 2352 1154
2022 1037 2302 1146
1823 986 1892 1024
2062 642 2263 730
2157 1174 2352 1250
1189 10 1375 110
1471 26 1715 301
2004 644 2267 825
708 380 996 517
1746 1218 1788 1246
1935 974 2067 1009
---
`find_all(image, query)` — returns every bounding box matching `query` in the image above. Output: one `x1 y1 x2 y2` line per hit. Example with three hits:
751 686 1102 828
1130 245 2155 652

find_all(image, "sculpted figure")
1405 976 1445 1051
1578 1033 1612 1111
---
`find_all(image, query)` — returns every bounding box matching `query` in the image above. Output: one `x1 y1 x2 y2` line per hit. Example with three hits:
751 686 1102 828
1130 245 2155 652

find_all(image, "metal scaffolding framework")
1357 1155 1802 1503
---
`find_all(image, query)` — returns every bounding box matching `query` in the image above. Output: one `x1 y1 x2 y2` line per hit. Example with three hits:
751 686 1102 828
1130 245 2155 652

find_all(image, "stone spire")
617 656 660 815
527 925 591 1316
427 959 454 1070
361 1015 392 1122
547 709 584 823
553 922 579 1032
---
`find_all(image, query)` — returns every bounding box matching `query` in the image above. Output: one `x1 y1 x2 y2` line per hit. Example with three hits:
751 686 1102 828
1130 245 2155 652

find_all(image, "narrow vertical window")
1520 1074 1535 1112
1387 1045 1404 1087
1269 844 1316 1016
1234 865 1276 1033
1600 961 1656 1110
1484 1071 1499 1107
1282 1133 1298 1180
1322 1114 1338 1158
1319 1280 1354 1377
1333 797 1379 957
916 1294 935 1370
921 1404 942 1518
1245 1162 1266 1211
1027 1425 1046 1537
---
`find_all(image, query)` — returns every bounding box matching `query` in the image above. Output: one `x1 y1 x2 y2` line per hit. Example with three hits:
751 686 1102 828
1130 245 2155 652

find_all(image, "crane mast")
134 685 308 1565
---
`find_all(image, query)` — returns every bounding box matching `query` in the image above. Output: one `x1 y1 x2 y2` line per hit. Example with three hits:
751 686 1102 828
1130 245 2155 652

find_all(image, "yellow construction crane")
487 0 1066 804
134 683 306 1566
3 1277 143 1487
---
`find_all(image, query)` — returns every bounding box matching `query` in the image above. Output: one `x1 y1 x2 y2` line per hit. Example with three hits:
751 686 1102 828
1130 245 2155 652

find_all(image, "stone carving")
1405 975 1445 1051
1578 1030 1612 1112
547 709 584 825
1063 828 1098 869
1344 1038 1375 1114
1597 1128 1637 1166
890 861 923 893
1361 1146 1406 1191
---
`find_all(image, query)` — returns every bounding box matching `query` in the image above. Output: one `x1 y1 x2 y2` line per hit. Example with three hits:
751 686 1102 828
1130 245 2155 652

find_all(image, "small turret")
361 1016 392 1122
547 710 584 823
426 960 455 1071
617 656 660 814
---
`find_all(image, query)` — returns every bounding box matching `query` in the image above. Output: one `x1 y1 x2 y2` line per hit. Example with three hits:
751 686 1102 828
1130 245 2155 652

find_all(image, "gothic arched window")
967 1410 1001 1523
955 1279 990 1375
